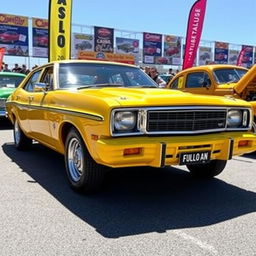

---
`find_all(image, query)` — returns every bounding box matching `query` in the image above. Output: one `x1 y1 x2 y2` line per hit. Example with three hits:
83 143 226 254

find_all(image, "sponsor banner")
228 49 239 65
78 51 135 64
48 0 72 61
0 13 29 56
254 47 256 64
183 0 207 70
162 35 181 65
214 41 229 64
32 18 48 58
143 32 162 64
237 45 253 68
116 37 139 65
0 47 5 71
199 46 212 65
94 26 114 53
72 33 94 58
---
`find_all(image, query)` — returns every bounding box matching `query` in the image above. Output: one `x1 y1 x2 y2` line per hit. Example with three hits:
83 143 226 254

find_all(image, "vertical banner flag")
0 47 5 71
237 45 253 67
48 0 72 62
183 0 207 70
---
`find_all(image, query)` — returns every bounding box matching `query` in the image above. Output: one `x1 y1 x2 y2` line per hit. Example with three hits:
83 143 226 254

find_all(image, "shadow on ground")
3 142 256 238
0 118 12 130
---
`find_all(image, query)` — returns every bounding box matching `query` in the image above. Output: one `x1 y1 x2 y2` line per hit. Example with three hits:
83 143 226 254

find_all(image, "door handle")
28 96 34 102
16 95 21 100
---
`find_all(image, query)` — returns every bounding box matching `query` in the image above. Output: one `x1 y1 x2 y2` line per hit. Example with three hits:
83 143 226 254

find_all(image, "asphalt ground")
0 118 255 256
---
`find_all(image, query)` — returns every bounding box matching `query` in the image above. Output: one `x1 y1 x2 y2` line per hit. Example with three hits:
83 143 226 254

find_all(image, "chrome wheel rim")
67 137 84 182
14 120 21 145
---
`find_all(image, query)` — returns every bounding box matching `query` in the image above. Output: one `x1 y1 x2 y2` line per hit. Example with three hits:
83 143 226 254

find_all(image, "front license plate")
179 151 211 165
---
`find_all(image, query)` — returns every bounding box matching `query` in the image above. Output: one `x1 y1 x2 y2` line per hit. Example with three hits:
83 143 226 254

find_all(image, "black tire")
13 118 32 150
186 160 227 178
64 128 105 194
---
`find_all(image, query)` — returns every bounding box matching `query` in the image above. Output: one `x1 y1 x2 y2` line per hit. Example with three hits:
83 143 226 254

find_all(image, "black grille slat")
147 110 226 132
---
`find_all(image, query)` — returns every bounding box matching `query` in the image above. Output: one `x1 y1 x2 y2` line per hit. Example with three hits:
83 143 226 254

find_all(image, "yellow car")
6 60 256 193
167 64 256 120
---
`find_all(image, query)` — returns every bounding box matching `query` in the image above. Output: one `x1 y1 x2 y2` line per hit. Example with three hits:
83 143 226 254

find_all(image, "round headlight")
114 111 136 131
227 110 242 128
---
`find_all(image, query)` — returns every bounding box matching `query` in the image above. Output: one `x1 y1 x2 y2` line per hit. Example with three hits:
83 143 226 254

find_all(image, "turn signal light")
123 147 142 156
238 140 249 147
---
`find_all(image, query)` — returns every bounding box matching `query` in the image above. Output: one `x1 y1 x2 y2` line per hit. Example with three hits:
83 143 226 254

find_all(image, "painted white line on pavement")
173 230 218 255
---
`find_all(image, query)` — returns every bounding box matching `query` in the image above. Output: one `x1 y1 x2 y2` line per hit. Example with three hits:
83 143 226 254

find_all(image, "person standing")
149 67 166 88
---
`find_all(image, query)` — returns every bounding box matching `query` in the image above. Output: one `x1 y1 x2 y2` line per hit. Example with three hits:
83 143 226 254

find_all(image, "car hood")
78 87 250 107
233 65 256 94
0 87 15 99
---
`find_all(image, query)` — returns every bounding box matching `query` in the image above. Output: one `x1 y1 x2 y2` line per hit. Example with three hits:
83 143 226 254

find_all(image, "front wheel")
186 160 227 178
64 129 105 194
13 118 32 150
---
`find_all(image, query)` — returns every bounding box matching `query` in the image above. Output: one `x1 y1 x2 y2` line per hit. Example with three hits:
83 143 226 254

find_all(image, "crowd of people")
0 63 38 75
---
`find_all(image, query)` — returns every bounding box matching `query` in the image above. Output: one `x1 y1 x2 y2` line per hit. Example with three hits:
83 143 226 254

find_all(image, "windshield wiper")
77 83 124 90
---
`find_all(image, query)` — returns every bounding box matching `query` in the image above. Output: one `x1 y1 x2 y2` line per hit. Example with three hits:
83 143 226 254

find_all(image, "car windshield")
58 63 157 89
0 75 25 88
213 68 248 84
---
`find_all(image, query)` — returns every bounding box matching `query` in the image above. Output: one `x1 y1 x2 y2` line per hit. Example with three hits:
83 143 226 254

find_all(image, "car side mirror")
34 83 47 93
203 80 211 89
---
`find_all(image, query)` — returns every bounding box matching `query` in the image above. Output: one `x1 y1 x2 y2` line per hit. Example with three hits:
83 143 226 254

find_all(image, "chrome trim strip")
6 101 103 121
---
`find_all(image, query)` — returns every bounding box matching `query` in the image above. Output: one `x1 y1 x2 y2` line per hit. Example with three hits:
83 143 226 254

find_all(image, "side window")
185 72 211 88
40 66 54 90
23 70 42 92
170 78 179 89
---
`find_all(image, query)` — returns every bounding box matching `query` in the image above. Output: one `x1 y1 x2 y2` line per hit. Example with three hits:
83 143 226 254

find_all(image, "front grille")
0 98 6 110
147 109 227 133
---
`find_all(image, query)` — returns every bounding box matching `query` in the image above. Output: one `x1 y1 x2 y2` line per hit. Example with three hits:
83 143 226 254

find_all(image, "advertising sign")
214 41 229 64
0 13 29 56
162 35 181 65
32 18 48 58
72 33 94 58
78 51 134 64
116 37 139 65
143 32 162 64
199 46 212 65
0 47 5 70
94 26 114 53
237 45 253 68
48 0 72 61
228 49 239 65
183 0 207 70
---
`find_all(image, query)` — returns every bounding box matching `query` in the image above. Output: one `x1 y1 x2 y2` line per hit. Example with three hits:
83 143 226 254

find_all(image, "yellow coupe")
6 60 256 193
168 64 256 120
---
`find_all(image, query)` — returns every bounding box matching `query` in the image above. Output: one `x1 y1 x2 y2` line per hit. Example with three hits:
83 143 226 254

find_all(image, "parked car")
0 72 26 117
6 60 256 193
0 31 19 43
167 64 256 122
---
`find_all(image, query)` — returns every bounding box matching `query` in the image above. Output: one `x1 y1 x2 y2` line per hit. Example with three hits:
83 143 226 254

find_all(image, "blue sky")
1 0 256 66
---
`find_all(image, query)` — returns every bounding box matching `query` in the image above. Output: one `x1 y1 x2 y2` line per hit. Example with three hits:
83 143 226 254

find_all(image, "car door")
183 72 214 95
27 65 55 146
14 70 42 134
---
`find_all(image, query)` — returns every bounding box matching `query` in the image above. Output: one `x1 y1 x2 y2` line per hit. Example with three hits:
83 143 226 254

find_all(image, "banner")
143 32 162 64
198 46 211 65
48 0 72 61
78 51 135 64
94 26 114 53
0 13 29 56
116 37 139 65
162 35 181 65
72 33 94 58
32 18 48 58
0 47 5 71
237 45 253 68
214 41 229 64
228 49 239 65
183 0 207 70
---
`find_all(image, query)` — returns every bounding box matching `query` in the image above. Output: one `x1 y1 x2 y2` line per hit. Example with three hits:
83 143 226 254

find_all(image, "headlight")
227 110 242 128
114 111 136 131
